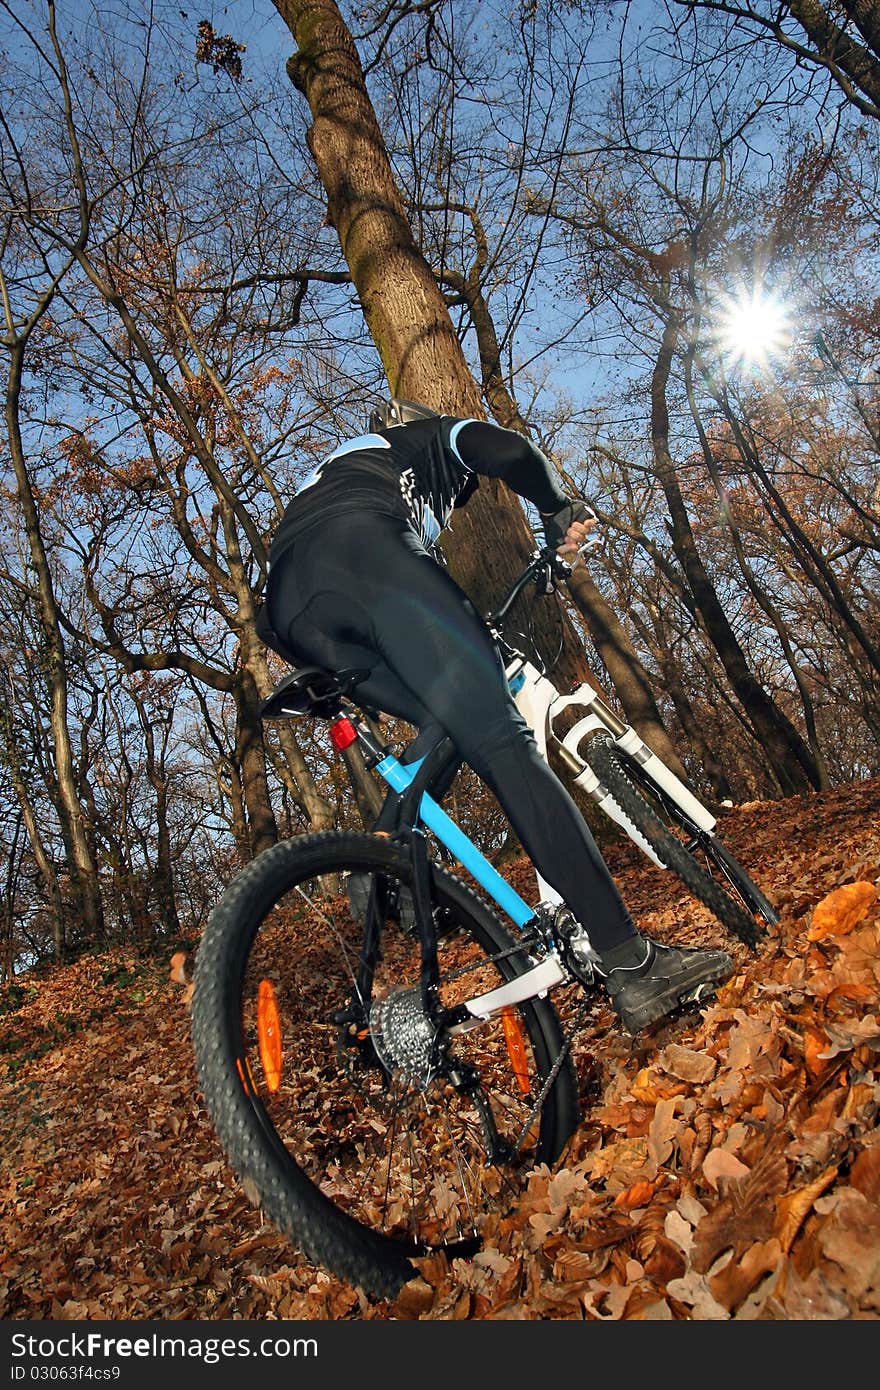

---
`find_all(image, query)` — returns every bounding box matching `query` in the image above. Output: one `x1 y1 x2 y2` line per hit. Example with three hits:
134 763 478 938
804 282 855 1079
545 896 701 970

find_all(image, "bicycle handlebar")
487 535 600 631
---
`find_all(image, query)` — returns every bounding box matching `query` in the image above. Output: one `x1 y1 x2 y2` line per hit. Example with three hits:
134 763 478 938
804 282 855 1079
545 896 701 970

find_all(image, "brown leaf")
774 1167 838 1254
702 1148 749 1191
657 1043 717 1084
808 881 877 941
778 1263 852 1319
708 1237 782 1312
804 1025 830 1077
169 951 189 985
826 981 877 1007
452 1290 472 1319
588 1136 649 1182
818 1190 880 1303
849 1145 880 1204
694 1148 788 1273
647 1095 681 1168
643 1234 687 1284
630 1066 687 1103
613 1179 656 1211
818 1013 880 1059
392 1276 436 1319
553 1249 599 1282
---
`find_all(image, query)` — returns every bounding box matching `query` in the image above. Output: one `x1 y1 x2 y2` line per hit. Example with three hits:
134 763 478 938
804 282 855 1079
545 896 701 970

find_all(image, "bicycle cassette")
369 987 438 1087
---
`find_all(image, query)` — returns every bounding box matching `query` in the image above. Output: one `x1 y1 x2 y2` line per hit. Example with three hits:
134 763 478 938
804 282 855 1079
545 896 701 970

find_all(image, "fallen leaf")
702 1149 750 1191
613 1179 656 1210
774 1167 838 1254
552 1249 597 1282
392 1276 435 1318
647 1095 680 1168
658 1043 717 1084
643 1235 686 1283
818 1013 880 1059
808 881 877 941
849 1145 880 1204
804 1025 830 1077
665 1209 696 1255
818 1190 880 1303
665 1270 729 1319
708 1237 782 1312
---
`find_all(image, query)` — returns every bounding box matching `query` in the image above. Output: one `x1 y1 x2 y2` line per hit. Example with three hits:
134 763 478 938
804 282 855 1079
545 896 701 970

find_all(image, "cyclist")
258 398 732 1034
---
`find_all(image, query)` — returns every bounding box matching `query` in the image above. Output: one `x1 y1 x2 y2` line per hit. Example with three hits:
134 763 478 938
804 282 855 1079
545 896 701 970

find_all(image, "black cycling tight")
266 510 638 953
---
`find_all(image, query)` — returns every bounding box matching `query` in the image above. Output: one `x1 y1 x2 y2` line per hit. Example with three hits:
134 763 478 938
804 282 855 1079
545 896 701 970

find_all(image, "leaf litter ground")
1 777 879 1321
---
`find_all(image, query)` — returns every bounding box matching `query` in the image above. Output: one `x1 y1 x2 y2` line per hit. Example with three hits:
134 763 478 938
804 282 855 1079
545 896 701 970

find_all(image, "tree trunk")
5 346 103 947
684 357 833 790
564 566 691 780
788 0 880 112
233 668 279 856
657 649 735 804
273 0 592 687
0 724 66 958
137 709 182 939
341 743 386 826
275 723 337 830
221 755 248 851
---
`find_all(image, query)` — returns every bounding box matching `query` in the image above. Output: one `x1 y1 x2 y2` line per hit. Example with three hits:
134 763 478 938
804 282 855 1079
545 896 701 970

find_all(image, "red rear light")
329 717 358 751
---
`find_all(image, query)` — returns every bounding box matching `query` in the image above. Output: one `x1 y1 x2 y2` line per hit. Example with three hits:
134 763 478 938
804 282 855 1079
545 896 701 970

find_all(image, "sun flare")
714 289 792 370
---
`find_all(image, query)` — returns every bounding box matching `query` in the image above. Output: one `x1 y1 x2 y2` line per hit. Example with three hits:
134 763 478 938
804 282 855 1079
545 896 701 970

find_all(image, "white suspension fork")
506 657 717 879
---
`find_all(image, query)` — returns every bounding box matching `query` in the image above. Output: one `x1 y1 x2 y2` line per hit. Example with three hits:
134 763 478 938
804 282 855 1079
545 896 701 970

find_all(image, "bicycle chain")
509 997 591 1158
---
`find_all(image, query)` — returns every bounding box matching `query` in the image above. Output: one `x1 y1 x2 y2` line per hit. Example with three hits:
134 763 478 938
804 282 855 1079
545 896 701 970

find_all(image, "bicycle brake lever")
577 536 603 557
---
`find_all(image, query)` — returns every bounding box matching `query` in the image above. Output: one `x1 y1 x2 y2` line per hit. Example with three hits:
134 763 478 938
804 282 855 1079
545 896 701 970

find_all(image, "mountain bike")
191 544 777 1298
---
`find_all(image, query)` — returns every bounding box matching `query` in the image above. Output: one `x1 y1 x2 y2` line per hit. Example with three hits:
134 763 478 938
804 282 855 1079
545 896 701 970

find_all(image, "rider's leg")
269 515 640 952
268 514 731 1030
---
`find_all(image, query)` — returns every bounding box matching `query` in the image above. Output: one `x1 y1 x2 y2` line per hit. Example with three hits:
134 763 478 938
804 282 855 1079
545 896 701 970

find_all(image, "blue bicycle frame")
372 748 534 928
361 740 571 1023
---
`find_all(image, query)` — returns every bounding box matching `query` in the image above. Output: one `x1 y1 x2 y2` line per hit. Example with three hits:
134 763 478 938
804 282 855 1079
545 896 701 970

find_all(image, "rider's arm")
451 420 593 549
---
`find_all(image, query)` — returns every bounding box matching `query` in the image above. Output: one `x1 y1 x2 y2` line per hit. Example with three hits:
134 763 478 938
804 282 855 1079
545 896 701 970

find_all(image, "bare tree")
271 0 597 692
0 0 104 947
678 0 880 118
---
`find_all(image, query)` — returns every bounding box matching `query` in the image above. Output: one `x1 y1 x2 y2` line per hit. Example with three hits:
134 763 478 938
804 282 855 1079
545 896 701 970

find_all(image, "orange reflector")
235 1056 250 1095
257 979 283 1093
501 1006 531 1095
329 717 358 751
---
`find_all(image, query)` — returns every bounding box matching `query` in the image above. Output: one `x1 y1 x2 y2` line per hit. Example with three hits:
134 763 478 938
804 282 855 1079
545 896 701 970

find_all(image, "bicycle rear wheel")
191 831 579 1298
587 733 772 947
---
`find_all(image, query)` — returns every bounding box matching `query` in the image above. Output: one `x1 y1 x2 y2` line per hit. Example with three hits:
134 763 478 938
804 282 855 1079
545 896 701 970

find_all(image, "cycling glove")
540 499 595 550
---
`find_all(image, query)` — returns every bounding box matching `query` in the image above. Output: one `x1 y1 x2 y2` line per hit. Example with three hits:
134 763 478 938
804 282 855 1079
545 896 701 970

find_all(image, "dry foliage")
1 777 879 1321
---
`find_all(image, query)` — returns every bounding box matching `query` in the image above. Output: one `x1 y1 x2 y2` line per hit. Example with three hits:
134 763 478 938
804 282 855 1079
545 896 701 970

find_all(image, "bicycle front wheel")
587 733 771 948
191 831 579 1298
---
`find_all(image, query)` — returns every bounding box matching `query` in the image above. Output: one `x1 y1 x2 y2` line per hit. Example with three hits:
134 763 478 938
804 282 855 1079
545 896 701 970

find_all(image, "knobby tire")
191 831 579 1298
587 734 767 948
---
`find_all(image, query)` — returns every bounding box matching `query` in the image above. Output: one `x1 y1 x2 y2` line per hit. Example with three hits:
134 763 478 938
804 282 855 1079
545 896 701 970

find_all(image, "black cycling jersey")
268 416 570 564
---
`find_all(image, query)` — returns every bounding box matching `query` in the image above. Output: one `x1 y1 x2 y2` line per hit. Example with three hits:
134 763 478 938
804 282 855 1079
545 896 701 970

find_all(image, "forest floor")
1 776 879 1322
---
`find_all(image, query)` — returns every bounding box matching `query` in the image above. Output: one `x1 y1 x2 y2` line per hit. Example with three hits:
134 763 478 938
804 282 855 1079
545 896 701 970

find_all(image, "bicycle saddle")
259 666 372 720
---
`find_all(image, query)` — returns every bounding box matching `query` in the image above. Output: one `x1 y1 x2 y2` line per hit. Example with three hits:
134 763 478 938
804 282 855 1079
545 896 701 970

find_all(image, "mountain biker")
258 398 732 1034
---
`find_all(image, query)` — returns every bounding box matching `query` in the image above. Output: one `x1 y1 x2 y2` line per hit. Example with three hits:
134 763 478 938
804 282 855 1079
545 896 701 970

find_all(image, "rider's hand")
541 500 597 563
557 513 597 561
